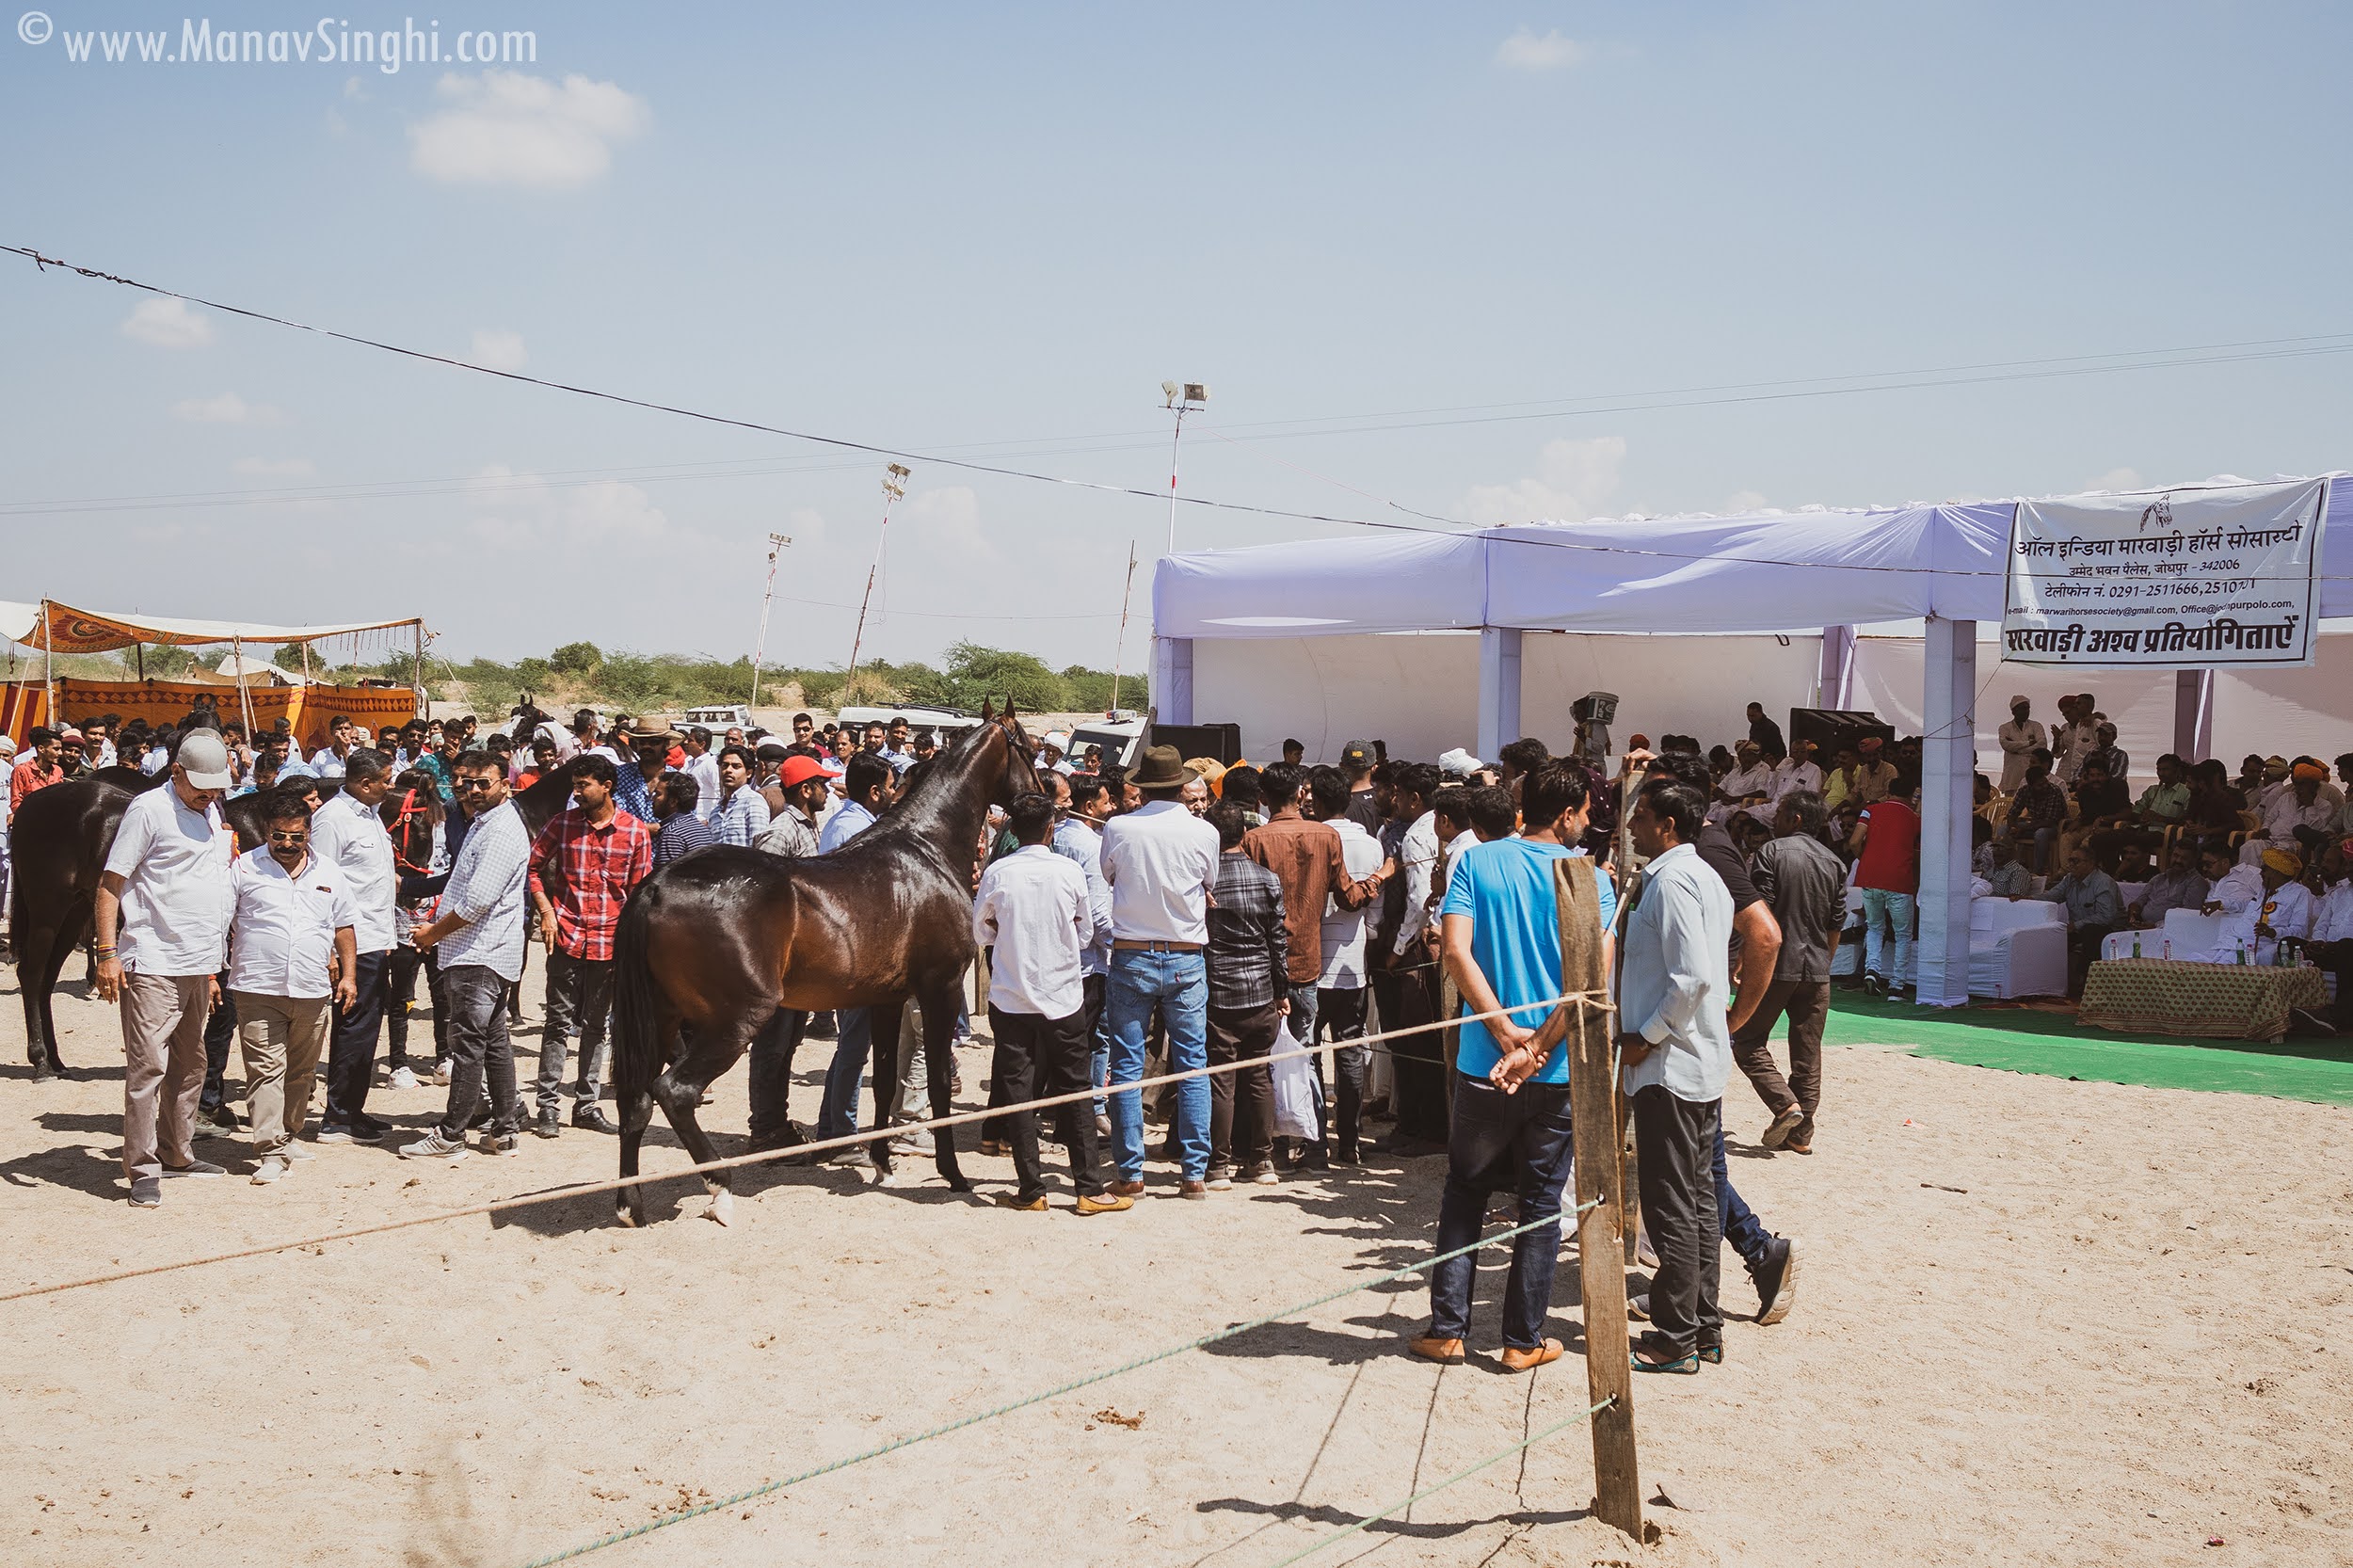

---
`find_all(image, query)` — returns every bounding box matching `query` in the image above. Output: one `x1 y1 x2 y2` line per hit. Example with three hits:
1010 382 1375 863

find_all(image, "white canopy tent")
1152 476 2349 1010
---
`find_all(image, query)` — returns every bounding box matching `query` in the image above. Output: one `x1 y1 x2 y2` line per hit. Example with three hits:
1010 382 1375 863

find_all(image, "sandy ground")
2 970 2349 1568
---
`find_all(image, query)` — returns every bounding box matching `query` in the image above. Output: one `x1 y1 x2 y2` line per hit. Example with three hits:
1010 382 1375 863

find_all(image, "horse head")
979 700 1046 806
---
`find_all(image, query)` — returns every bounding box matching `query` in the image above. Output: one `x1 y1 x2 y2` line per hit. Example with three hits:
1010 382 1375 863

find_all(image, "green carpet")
1812 991 2353 1107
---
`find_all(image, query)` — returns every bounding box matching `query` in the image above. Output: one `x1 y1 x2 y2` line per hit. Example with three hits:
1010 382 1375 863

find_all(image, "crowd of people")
13 683 2350 1374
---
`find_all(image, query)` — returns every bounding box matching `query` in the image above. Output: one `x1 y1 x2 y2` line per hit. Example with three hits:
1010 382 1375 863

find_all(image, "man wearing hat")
740 754 834 1151
613 724 677 824
2244 847 2314 966
91 728 239 1205
1037 732 1075 776
1339 740 1384 833
1996 696 2045 795
1097 744 1222 1197
2258 760 2340 862
1852 735 1897 805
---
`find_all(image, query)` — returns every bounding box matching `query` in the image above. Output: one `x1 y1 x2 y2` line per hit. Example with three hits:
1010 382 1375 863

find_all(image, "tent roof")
0 600 424 654
1155 474 2349 638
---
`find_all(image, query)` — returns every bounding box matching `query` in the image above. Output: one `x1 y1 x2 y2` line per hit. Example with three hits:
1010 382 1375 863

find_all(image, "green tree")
932 641 1067 712
550 640 603 676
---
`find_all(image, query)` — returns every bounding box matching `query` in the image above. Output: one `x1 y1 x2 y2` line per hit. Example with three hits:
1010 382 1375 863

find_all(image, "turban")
1858 736 1884 755
2293 761 2327 782
1626 733 1651 751
2261 847 2303 877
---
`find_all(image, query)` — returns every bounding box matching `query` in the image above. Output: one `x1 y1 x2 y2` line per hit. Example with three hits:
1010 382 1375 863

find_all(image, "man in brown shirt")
1241 761 1391 1047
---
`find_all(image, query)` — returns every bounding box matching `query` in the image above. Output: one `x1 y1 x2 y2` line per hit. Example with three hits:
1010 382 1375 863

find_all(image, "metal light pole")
747 530 793 711
1108 540 1138 714
845 463 911 695
1160 380 1208 555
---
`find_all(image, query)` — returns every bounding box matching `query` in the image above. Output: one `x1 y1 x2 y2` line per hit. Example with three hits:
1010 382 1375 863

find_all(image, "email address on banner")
20 15 537 70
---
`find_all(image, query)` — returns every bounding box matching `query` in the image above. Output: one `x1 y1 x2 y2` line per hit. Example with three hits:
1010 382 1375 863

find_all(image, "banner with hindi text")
2003 479 2326 668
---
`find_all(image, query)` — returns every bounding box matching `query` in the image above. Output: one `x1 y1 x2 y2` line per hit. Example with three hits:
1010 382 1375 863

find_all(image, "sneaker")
534 1107 562 1140
1177 1179 1209 1200
387 1065 421 1090
476 1130 520 1156
1206 1167 1235 1192
1628 1292 1651 1321
195 1108 241 1139
283 1142 317 1162
250 1154 293 1185
129 1176 162 1208
161 1159 227 1178
1251 1164 1280 1186
1761 1105 1805 1150
1864 972 1887 1000
313 1125 355 1145
350 1112 392 1141
1751 1235 1801 1326
398 1130 470 1161
431 1059 452 1085
828 1144 874 1166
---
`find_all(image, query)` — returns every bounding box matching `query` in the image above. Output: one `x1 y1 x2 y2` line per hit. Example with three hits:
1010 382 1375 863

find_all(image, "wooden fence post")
1555 857 1641 1541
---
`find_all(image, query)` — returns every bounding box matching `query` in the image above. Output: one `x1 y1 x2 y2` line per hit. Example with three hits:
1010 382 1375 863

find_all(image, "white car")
1062 712 1147 771
681 703 751 731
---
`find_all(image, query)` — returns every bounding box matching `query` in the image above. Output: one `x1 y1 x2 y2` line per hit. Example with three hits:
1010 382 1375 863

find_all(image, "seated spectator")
2126 840 2207 927
1983 835 2033 898
2034 843 2121 996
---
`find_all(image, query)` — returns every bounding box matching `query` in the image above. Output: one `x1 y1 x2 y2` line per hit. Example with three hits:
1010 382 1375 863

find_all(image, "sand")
2 975 2349 1568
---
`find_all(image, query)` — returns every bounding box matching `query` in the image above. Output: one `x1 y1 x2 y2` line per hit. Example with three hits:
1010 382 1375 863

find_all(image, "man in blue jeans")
813 753 895 1159
1413 763 1614 1371
1098 746 1222 1197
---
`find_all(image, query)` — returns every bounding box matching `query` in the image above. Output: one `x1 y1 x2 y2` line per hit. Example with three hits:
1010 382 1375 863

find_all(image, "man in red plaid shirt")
527 753 653 1139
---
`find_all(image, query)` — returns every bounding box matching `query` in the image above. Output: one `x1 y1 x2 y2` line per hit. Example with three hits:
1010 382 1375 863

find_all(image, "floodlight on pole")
1161 379 1209 555
845 464 913 694
747 531 793 712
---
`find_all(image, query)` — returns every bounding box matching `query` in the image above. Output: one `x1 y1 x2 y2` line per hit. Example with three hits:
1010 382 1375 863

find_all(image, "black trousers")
324 949 392 1128
1373 961 1447 1142
200 972 235 1114
746 1008 810 1143
1631 1083 1722 1356
1313 984 1369 1160
985 1004 1103 1199
2307 938 2353 1025
384 942 447 1068
1730 977 1829 1118
1207 1000 1279 1175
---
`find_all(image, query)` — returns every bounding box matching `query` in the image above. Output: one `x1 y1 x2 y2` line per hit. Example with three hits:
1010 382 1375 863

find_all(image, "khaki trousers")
232 990 331 1154
121 972 213 1184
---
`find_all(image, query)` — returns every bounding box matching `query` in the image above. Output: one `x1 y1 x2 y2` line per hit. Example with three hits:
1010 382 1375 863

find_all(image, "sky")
4 1 2350 674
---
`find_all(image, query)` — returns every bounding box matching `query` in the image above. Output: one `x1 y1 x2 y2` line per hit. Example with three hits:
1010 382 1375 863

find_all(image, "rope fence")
0 991 1617 1305
512 1200 1605 1568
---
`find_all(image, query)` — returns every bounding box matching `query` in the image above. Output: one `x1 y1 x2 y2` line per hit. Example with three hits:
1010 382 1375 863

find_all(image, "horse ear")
1003 699 1018 725
980 698 995 722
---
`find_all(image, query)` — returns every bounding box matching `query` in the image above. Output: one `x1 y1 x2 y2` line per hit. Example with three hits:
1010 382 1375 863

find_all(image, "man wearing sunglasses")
227 791 360 1183
405 752 532 1161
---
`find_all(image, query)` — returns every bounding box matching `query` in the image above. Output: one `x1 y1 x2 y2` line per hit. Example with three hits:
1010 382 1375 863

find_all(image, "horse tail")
611 881 665 1225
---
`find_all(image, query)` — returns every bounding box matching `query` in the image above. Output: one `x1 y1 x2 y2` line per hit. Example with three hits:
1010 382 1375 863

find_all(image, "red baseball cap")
776 756 829 789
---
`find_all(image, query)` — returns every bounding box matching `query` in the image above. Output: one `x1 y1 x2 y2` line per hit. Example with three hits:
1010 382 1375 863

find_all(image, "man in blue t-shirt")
1411 761 1615 1372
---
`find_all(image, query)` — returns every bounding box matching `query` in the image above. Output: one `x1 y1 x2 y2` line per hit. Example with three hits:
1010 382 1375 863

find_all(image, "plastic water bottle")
2132 930 2142 959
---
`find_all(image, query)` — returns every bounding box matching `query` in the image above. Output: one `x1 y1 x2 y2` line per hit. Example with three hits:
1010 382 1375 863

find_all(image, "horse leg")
651 1011 760 1225
917 983 971 1192
27 899 87 1080
615 1000 679 1229
866 994 907 1185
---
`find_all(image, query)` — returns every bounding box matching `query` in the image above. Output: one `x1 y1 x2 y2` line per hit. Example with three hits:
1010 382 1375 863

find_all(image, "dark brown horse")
608 707 1042 1225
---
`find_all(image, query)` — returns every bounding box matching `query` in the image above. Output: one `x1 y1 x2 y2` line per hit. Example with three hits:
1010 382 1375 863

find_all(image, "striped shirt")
437 800 531 981
713 785 772 847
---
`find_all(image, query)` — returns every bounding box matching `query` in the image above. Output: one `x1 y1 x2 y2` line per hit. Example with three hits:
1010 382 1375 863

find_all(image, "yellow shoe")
1075 1192 1133 1215
994 1192 1048 1211
1498 1337 1565 1372
1409 1336 1466 1365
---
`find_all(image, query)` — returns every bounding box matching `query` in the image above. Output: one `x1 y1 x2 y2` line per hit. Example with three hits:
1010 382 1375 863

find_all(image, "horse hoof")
875 1167 908 1189
615 1207 641 1229
945 1175 973 1194
702 1191 734 1225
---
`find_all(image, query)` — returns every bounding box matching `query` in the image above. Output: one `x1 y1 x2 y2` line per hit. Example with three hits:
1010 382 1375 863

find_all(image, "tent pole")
1477 627 1523 762
231 632 255 737
40 599 56 728
412 621 425 724
1915 617 1977 1009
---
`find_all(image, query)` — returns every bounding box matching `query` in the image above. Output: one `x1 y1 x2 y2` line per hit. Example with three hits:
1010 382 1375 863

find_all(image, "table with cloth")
2078 957 2329 1043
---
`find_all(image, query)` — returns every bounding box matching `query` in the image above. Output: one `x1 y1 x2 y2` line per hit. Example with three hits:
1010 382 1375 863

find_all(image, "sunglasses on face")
456 776 500 792
268 830 309 845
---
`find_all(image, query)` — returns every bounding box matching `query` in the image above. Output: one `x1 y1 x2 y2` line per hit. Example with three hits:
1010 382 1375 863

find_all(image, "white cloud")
465 466 684 552
120 297 215 348
232 456 315 477
170 392 283 425
408 71 649 188
2085 467 2143 492
1722 488 1770 513
1458 436 1626 525
471 328 529 372
1496 28 1590 71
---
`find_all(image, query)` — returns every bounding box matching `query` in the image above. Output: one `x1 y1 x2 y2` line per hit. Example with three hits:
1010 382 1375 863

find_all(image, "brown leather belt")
1112 938 1204 952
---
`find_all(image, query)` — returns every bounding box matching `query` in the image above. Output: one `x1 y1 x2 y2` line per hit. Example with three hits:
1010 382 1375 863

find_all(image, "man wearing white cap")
1996 696 2045 795
92 728 239 1207
1037 732 1076 776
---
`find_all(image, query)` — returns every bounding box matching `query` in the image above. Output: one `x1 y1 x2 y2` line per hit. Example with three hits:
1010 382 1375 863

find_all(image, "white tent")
1151 475 2349 1010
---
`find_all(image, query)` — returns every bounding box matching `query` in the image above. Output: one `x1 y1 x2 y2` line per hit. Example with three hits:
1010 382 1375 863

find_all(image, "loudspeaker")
1789 708 1896 758
1150 722 1243 766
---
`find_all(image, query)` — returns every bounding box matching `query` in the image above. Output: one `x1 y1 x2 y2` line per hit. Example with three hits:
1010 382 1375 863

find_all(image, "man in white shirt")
309 714 358 779
406 750 532 1160
1996 696 2045 794
2305 841 2353 1029
1098 745 1221 1197
93 728 239 1207
1769 737 1823 804
1617 777 1735 1373
227 792 359 1183
2052 695 2099 783
680 726 722 823
973 792 1125 1213
813 753 898 1147
1050 772 1117 1114
1309 767 1384 1164
1712 740 1773 824
311 749 401 1136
